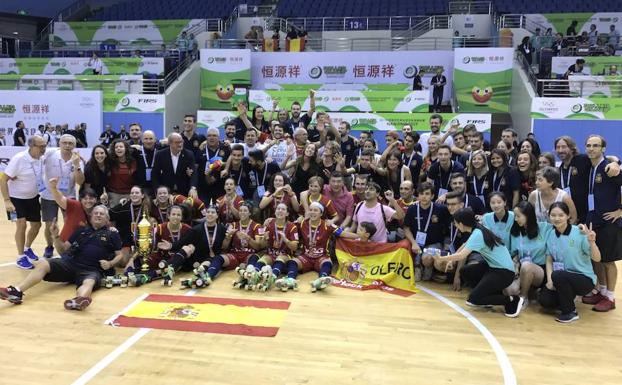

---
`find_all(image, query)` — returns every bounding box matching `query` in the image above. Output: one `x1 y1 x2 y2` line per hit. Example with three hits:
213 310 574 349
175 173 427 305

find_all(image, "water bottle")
9 211 17 222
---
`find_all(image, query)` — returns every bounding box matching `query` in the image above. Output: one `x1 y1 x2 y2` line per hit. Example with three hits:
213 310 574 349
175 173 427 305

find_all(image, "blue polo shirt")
404 202 450 247
488 166 520 209
482 211 515 247
465 228 515 272
509 222 552 266
587 158 622 228
545 224 596 284
427 160 465 197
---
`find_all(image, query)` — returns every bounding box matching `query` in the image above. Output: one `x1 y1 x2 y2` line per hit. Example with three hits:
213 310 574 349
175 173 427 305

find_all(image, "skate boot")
128 273 150 287
180 277 196 289
274 277 299 292
232 263 249 289
161 265 175 287
310 276 332 293
256 266 277 292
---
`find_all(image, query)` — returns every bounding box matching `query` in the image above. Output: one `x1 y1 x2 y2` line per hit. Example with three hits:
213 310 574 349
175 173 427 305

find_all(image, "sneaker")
16 256 34 270
465 301 493 309
593 298 616 312
0 286 23 304
422 265 434 281
521 297 529 311
63 296 92 311
24 248 39 261
556 311 580 323
504 296 525 318
43 246 54 259
582 292 605 305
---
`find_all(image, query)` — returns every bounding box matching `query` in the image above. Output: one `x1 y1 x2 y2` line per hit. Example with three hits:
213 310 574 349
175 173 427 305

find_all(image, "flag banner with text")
200 49 252 109
0 58 164 76
531 97 622 119
333 239 416 296
108 294 290 337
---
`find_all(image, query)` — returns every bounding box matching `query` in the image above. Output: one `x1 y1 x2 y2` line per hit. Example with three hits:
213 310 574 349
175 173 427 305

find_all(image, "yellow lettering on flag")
289 38 301 52
334 239 417 296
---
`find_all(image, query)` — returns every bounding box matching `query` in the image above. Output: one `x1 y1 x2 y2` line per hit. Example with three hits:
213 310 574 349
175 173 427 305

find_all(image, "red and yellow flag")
333 239 417 296
109 294 290 337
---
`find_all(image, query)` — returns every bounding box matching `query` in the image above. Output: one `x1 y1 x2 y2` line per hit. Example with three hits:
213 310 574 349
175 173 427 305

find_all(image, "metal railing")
392 15 452 48
21 49 181 59
207 36 509 51
163 51 197 89
182 19 223 35
285 16 429 32
498 14 547 33
449 1 493 14
0 76 165 94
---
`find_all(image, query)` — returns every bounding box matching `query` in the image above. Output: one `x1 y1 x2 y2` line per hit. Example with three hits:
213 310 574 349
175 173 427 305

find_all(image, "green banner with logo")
0 58 163 76
200 49 251 110
531 97 622 119
453 48 513 113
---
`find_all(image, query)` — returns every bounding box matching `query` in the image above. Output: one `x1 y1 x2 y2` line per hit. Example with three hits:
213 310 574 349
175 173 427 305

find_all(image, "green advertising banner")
200 49 251 110
262 83 413 91
525 13 622 37
551 56 622 77
0 58 164 76
52 19 203 46
197 110 491 132
248 90 430 113
453 48 514 113
531 97 622 119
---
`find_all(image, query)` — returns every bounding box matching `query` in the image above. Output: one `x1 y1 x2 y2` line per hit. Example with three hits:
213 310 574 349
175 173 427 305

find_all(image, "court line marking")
418 285 517 385
0 262 16 268
70 289 197 385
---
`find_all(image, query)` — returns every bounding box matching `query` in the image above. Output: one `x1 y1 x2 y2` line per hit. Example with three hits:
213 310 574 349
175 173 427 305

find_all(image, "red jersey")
151 203 170 224
395 197 416 225
264 192 295 220
299 194 338 220
60 199 88 241
229 220 261 254
217 194 244 224
172 194 206 220
299 218 337 259
265 218 298 256
148 222 192 269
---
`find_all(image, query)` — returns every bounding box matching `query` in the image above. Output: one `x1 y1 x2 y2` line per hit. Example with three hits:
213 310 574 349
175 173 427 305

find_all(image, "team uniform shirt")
467 172 489 206
448 222 470 254
181 131 207 159
151 203 171 224
545 224 596 284
60 199 89 242
216 194 244 223
586 158 622 229
427 161 465 198
300 194 338 221
228 220 261 255
509 222 552 266
67 226 122 272
263 192 296 220
173 222 227 259
99 130 117 147
298 219 337 259
463 193 486 216
464 228 515 272
285 114 312 132
392 197 416 226
481 211 515 247
172 194 206 222
148 223 192 269
110 202 146 247
41 150 84 200
132 146 157 188
264 219 298 256
243 159 281 199
4 150 44 199
353 201 395 242
402 151 423 189
488 167 520 209
560 154 594 223
340 136 358 168
404 202 450 247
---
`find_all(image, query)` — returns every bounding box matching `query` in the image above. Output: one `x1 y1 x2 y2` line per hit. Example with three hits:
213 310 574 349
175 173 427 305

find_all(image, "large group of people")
0 95 620 324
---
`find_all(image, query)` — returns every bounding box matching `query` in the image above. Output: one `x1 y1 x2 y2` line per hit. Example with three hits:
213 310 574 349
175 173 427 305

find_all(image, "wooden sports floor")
0 219 621 385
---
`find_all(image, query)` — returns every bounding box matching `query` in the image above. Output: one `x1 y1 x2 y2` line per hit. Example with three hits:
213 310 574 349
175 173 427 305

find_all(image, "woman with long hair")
466 150 489 205
517 151 537 202
299 176 338 223
519 138 541 158
482 191 515 247
539 202 600 323
216 177 244 224
84 144 110 199
433 208 524 317
109 185 151 269
528 166 577 224
376 151 412 198
285 143 322 196
259 172 299 220
488 149 520 208
537 152 556 170
421 135 440 176
509 201 552 308
106 139 137 207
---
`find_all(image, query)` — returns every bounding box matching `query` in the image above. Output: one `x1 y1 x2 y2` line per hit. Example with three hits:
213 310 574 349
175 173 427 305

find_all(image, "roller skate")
180 277 196 289
103 275 129 289
241 265 259 290
232 263 249 289
310 276 332 292
256 266 277 292
274 277 298 292
161 265 175 287
127 273 150 287
193 262 212 288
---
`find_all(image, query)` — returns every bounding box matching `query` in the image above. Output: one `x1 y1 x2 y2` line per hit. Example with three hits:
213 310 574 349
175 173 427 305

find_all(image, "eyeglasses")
586 144 602 148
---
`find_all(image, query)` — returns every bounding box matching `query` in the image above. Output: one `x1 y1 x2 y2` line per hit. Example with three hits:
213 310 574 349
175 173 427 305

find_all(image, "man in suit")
152 133 198 199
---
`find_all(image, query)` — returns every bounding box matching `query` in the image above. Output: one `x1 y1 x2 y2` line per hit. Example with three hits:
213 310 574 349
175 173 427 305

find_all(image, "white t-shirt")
40 149 84 200
265 140 296 166
241 143 264 158
4 150 43 199
419 132 454 157
353 201 396 243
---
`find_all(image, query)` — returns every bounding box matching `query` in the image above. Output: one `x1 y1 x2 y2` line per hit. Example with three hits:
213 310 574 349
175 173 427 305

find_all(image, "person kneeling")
0 205 123 311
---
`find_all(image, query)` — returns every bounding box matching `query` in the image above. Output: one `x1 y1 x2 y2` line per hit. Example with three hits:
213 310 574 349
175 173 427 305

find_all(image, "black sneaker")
504 296 524 318
556 311 580 323
0 286 23 304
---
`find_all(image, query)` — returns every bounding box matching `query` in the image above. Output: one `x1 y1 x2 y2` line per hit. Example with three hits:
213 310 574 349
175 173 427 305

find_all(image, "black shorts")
44 258 103 289
595 223 622 263
10 196 41 222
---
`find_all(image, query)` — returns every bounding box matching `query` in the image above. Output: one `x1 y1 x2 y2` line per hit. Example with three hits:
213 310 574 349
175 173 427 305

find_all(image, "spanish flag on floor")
108 294 290 337
333 239 417 297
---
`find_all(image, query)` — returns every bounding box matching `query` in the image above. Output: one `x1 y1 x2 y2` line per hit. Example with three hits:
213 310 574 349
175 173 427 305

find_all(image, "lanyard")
238 221 252 237
417 203 433 233
274 221 284 247
30 160 43 179
308 221 320 246
450 223 458 244
169 225 182 243
472 175 485 196
589 159 604 194
492 169 504 191
156 206 167 223
204 223 218 253
404 151 415 167
439 161 453 189
130 204 142 240
254 163 268 186
141 146 155 168
464 194 469 208
559 165 572 190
